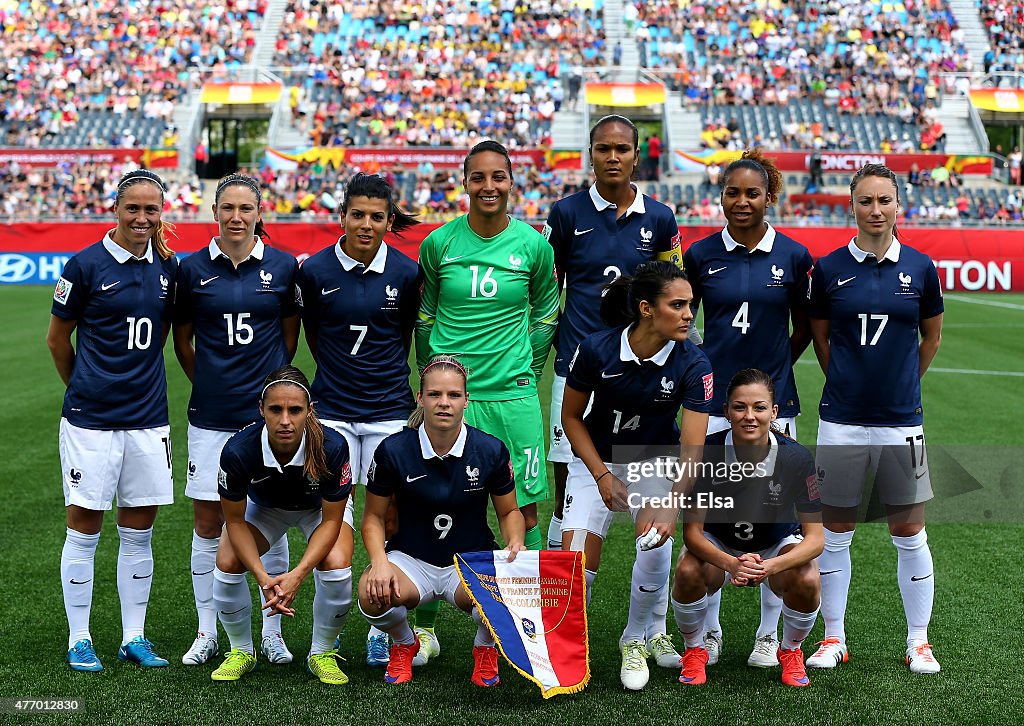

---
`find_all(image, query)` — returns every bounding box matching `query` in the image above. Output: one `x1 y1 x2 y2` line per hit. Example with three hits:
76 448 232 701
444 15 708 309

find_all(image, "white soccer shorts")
322 418 404 531
548 375 593 463
185 424 234 501
59 418 173 510
384 550 462 607
561 457 676 538
243 499 324 546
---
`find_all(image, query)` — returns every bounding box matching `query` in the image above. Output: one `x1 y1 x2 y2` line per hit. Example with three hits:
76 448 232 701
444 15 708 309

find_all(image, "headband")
118 169 168 192
261 379 311 402
421 359 467 378
217 174 262 202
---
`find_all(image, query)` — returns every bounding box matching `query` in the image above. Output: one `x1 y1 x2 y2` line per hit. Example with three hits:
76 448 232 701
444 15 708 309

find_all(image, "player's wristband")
595 471 611 483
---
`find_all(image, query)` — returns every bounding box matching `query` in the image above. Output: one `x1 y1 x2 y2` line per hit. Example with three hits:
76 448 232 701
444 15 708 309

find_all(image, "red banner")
674 149 993 175
266 146 583 171
0 148 178 169
1 223 1020 292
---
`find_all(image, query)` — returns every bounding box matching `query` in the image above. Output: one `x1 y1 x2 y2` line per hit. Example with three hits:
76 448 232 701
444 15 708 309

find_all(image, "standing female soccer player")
543 115 682 555
682 148 814 667
806 163 943 674
174 173 300 667
415 140 559 660
561 261 713 690
47 169 178 671
672 369 823 688
357 355 526 687
296 172 420 666
210 366 353 684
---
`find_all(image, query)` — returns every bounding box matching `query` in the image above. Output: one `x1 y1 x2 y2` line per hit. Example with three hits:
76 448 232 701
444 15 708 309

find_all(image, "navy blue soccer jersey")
366 425 515 567
683 226 813 418
174 239 299 431
695 429 820 552
51 236 177 430
296 240 420 422
808 239 944 426
544 185 682 377
218 423 352 511
566 325 715 463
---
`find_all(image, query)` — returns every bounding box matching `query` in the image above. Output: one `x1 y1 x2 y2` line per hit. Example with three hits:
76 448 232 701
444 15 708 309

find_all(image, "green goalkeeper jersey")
416 215 560 401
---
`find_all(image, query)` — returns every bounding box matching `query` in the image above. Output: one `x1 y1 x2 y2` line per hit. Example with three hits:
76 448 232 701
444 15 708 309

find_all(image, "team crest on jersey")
659 377 675 395
259 269 273 288
68 468 83 488
767 264 785 287
382 284 400 310
806 473 820 500
897 271 914 295
54 276 73 305
702 373 714 402
637 226 654 251
465 465 481 490
159 274 170 298
521 617 537 640
552 426 564 444
509 254 522 270
764 478 782 505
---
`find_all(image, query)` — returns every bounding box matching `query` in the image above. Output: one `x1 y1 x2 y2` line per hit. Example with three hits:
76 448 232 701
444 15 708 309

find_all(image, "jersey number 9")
434 514 453 539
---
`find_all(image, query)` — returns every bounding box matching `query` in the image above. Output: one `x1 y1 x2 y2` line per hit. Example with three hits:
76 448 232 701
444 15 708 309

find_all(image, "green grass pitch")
0 287 1019 725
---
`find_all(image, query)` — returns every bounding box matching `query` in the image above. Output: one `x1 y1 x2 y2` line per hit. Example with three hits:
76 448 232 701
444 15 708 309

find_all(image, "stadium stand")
271 0 605 147
634 0 971 151
979 0 1024 74
0 0 267 148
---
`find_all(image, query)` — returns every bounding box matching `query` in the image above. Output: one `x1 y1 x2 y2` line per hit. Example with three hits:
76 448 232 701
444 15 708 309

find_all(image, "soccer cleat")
678 646 709 685
703 630 723 666
261 633 293 664
117 636 169 667
182 633 219 665
647 633 683 668
906 642 941 674
619 639 650 691
384 639 420 684
806 637 849 669
366 632 390 667
411 627 440 667
307 650 350 685
779 647 810 687
211 649 257 682
471 645 500 687
748 634 781 667
67 639 103 672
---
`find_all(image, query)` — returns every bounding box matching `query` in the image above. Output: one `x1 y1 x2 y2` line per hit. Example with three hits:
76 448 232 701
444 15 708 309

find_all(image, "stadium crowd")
0 0 266 147
980 0 1024 74
272 0 603 147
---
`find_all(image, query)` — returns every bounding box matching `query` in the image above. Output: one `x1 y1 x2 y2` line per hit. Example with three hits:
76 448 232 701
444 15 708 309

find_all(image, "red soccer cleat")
471 645 500 687
678 646 709 685
779 646 810 687
384 639 420 684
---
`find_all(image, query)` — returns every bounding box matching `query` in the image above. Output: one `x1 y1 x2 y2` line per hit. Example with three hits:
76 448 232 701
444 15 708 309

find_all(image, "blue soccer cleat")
366 632 390 667
117 636 169 667
67 639 103 672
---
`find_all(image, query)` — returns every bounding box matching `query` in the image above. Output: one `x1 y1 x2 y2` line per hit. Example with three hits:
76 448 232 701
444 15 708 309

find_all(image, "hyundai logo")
0 254 37 283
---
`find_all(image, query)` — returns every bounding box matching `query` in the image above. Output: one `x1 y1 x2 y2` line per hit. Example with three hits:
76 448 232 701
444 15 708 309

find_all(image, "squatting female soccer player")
47 169 178 672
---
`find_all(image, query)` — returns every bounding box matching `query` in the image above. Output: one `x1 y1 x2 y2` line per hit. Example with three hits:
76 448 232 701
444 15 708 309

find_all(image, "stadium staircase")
664 91 703 154
935 95 986 153
253 0 289 69
947 0 994 67
602 0 639 79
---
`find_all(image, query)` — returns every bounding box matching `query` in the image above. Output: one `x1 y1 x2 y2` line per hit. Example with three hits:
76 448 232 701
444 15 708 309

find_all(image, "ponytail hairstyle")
341 172 418 236
115 169 175 260
216 173 271 241
407 354 470 429
849 163 901 240
721 147 784 202
725 367 792 439
600 260 690 328
260 365 327 482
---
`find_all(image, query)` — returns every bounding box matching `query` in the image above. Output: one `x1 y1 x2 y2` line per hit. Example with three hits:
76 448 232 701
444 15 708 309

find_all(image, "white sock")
584 569 597 607
819 528 854 643
259 536 289 637
116 525 154 645
190 531 219 637
781 604 819 650
622 536 672 642
547 515 563 549
359 603 414 645
310 568 352 655
893 529 934 646
62 528 99 648
646 575 670 640
214 568 253 654
472 605 495 647
672 595 708 650
704 588 723 636
367 626 385 640
757 581 784 639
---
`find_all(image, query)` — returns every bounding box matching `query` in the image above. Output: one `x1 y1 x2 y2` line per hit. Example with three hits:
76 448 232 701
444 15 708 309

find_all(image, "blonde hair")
407 354 470 428
115 170 175 260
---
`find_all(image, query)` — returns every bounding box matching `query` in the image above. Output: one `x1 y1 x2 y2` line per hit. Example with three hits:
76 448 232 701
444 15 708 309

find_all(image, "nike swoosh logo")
321 287 340 296
910 573 933 582
251 476 271 485
334 613 346 619
220 607 246 616
101 281 120 290
443 254 464 262
838 277 856 286
406 474 427 482
574 228 593 236
200 276 219 286
69 578 92 585
601 372 624 379
192 569 214 576
819 570 841 576
638 585 661 593
915 471 928 480
708 267 727 275
132 573 152 580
